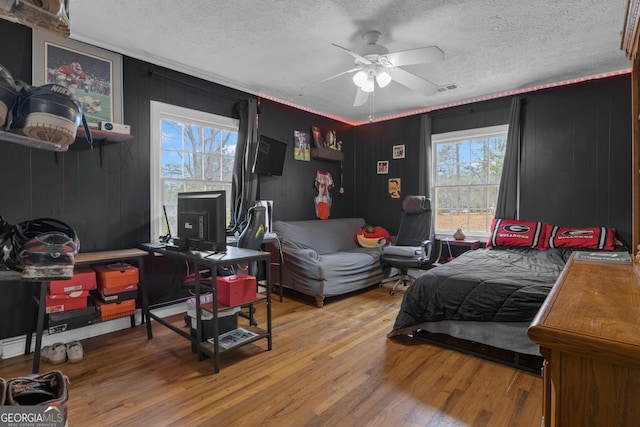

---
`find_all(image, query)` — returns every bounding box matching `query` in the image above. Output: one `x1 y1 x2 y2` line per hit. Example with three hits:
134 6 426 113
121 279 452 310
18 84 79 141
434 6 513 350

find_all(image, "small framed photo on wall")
393 145 405 159
377 161 389 174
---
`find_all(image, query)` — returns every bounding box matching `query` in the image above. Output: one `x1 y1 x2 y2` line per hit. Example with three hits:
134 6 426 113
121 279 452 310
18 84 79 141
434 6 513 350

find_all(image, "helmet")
71 62 82 74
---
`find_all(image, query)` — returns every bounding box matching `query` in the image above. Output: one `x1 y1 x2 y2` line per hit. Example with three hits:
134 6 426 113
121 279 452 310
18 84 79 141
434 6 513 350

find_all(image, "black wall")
256 100 356 220
353 76 632 248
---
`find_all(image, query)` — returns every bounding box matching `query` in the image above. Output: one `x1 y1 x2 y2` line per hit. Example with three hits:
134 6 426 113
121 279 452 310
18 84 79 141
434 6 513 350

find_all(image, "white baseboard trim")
1 304 185 360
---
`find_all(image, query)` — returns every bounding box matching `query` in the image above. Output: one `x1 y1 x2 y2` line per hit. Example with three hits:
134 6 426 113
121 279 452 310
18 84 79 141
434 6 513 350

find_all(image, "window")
150 101 238 241
432 124 508 238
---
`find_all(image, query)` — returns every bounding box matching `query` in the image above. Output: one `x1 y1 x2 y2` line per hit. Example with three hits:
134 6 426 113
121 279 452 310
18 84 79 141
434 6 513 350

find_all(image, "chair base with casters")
379 253 430 295
380 270 414 295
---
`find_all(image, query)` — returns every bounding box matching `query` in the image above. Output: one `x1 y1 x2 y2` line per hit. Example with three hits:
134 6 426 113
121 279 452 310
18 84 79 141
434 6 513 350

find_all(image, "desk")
528 256 640 426
140 244 272 373
22 248 148 373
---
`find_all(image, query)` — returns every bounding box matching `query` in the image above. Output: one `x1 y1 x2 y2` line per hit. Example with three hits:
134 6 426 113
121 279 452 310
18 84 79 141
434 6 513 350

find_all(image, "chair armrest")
282 247 320 261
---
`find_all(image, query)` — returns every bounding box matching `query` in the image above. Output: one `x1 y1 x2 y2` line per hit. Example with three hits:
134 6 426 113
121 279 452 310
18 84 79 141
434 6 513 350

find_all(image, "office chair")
380 195 435 295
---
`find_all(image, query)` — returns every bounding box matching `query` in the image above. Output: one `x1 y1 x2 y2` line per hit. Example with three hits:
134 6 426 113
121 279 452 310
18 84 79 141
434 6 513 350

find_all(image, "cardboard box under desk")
217 274 256 306
49 266 97 294
93 264 139 289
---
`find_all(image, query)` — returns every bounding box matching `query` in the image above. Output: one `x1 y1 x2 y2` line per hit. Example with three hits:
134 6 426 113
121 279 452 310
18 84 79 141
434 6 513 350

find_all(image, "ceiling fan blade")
300 67 361 90
383 46 444 67
389 68 438 97
353 88 369 107
331 43 372 64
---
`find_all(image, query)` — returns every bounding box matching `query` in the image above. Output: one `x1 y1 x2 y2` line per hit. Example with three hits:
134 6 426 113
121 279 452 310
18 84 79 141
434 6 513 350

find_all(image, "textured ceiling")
68 0 631 124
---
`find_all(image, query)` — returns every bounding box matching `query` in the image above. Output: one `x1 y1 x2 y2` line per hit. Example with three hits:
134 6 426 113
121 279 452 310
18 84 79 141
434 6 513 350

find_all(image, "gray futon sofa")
273 218 385 307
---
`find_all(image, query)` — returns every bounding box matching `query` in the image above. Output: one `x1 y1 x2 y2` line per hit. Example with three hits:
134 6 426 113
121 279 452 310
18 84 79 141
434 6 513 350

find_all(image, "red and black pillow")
487 218 616 251
487 218 548 249
547 226 615 250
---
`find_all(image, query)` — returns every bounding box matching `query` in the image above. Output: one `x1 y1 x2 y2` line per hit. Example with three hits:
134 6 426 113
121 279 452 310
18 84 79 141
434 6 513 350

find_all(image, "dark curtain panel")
229 99 259 233
495 96 521 219
419 114 432 197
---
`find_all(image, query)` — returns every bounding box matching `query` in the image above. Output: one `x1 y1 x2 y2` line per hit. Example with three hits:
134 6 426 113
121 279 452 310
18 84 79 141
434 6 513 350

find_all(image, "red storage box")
217 274 256 306
95 298 136 321
93 263 139 289
45 290 89 314
49 266 97 294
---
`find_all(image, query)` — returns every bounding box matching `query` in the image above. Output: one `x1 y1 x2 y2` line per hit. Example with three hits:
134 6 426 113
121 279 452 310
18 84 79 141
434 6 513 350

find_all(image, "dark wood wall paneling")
519 76 632 247
354 77 632 247
353 116 422 233
257 99 356 221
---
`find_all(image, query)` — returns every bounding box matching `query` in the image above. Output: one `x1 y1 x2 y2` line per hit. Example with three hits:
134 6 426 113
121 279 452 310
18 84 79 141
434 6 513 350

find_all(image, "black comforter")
391 247 573 333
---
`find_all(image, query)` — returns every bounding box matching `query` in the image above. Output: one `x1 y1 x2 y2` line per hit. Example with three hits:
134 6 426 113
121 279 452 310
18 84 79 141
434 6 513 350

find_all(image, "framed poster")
32 31 123 128
389 178 401 199
294 130 310 161
377 161 389 174
393 144 405 159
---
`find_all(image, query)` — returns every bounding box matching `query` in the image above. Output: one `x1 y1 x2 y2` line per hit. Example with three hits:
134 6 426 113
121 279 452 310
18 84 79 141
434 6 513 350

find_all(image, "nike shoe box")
94 298 136 321
49 266 97 294
45 290 89 313
46 305 99 333
217 274 256 306
93 263 139 289
94 283 138 304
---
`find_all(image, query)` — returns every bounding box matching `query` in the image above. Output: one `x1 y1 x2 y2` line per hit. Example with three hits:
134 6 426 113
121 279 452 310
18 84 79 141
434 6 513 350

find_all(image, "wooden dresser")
528 255 640 427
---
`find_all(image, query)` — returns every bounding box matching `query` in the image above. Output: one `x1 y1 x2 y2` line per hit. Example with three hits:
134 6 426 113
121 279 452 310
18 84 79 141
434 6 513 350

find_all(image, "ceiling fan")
312 30 445 107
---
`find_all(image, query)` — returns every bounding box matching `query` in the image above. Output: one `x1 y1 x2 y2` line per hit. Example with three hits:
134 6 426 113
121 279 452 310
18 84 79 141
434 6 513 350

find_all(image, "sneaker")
0 64 17 129
11 83 83 150
66 340 83 363
40 342 67 365
0 216 11 267
6 370 69 410
0 377 6 405
7 217 79 280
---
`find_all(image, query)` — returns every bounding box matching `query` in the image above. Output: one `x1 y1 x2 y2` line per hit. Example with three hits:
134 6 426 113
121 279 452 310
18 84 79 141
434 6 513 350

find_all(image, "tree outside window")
432 125 508 237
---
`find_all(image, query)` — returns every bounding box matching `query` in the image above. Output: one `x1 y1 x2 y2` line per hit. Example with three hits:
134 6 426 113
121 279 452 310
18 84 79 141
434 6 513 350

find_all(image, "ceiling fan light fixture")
352 70 368 87
361 76 375 92
376 70 392 88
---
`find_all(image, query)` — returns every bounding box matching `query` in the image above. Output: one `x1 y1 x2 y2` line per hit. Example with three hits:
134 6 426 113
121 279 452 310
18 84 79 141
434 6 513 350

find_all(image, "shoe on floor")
41 342 66 365
66 340 83 363
0 377 6 405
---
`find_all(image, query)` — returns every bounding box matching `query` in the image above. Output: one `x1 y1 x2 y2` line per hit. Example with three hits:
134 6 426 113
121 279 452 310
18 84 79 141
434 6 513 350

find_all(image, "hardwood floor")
0 286 543 426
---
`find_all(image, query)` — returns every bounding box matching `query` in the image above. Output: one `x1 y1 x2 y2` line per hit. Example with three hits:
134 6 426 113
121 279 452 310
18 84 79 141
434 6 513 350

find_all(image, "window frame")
149 101 239 242
431 124 509 239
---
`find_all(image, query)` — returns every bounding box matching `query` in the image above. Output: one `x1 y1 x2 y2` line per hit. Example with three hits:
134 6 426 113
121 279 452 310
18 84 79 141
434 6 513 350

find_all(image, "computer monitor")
174 190 227 253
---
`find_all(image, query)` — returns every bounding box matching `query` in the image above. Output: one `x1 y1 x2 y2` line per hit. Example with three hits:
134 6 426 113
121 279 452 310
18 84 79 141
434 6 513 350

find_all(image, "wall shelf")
0 130 63 151
77 127 133 143
311 147 344 162
76 127 134 167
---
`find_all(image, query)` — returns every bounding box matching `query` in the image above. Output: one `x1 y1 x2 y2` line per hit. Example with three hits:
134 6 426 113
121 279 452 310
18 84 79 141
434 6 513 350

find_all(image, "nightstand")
438 237 481 263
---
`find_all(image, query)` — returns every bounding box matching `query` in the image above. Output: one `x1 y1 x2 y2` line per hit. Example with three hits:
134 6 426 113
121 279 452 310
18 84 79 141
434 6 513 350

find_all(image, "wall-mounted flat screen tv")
252 135 286 176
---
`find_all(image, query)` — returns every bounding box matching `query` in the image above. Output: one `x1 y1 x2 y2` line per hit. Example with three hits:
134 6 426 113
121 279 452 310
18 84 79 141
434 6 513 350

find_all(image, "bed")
388 219 622 371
